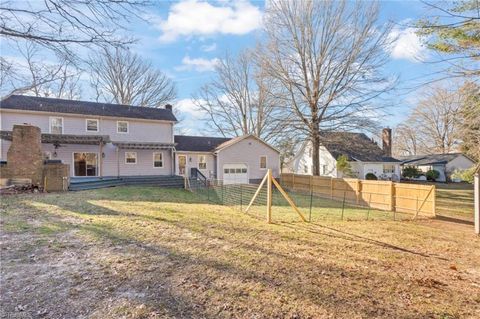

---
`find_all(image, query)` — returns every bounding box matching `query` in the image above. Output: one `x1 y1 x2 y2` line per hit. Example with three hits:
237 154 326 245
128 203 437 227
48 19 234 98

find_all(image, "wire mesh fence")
188 178 414 223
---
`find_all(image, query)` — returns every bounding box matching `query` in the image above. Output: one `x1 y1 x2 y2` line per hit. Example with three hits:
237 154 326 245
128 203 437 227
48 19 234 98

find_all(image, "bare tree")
257 0 396 175
193 50 288 142
0 0 149 59
89 48 176 107
393 124 420 156
0 42 82 97
395 84 462 155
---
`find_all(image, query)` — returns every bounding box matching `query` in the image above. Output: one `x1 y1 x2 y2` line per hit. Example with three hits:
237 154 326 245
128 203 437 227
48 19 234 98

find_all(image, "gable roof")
320 131 400 163
0 95 177 122
214 134 280 153
174 135 231 152
399 153 475 166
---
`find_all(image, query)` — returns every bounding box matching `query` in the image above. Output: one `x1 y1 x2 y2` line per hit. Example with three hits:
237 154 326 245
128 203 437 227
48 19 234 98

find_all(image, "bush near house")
426 169 440 181
365 173 377 180
402 166 422 179
451 167 476 183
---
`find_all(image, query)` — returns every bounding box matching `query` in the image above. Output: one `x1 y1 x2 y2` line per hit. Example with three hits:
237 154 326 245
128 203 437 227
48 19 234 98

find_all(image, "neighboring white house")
399 153 476 182
285 129 401 181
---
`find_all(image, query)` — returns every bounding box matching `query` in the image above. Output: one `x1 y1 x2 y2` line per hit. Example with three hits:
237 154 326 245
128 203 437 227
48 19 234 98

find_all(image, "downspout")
116 146 120 178
99 142 103 179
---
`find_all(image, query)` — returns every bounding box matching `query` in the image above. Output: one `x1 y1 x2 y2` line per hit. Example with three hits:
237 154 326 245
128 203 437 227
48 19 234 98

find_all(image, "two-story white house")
0 95 280 184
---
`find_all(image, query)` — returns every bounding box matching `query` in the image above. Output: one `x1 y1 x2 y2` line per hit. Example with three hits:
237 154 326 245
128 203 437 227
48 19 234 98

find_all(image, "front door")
73 152 98 176
178 155 187 175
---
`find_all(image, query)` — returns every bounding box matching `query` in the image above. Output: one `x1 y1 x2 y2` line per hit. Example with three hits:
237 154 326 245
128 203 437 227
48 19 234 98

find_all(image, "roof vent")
165 104 173 111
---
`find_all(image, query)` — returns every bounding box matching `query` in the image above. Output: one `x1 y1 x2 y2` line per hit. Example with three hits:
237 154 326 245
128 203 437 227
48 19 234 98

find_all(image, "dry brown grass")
1 187 479 318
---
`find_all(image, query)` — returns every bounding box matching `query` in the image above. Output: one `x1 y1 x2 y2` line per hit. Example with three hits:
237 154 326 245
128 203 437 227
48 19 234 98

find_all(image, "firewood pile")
0 184 43 195
0 178 43 195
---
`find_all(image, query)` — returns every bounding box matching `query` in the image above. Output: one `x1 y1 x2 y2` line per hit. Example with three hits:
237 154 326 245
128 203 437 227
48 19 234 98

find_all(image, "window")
303 164 308 173
260 156 267 169
322 165 327 175
198 155 207 169
125 152 137 164
50 117 63 134
153 152 163 168
117 121 129 133
383 164 395 174
86 119 99 132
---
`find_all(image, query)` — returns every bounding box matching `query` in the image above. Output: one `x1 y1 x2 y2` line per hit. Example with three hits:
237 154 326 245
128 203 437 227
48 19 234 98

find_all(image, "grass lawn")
1 187 479 318
434 183 474 222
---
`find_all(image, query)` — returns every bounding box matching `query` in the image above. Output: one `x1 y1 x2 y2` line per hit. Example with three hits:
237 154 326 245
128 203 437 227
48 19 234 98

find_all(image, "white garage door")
223 164 248 185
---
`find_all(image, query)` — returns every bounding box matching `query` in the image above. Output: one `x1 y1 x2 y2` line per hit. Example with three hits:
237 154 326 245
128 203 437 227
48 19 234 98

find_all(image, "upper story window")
117 121 129 134
153 152 163 168
125 152 137 164
86 119 99 132
260 156 267 169
50 117 63 134
198 155 206 170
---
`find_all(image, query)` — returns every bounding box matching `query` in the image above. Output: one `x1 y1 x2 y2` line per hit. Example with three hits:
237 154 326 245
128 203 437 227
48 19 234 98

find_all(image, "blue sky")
123 0 444 135
2 0 448 136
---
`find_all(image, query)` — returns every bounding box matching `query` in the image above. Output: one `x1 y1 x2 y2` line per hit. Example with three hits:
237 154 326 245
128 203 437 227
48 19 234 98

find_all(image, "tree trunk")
311 133 320 176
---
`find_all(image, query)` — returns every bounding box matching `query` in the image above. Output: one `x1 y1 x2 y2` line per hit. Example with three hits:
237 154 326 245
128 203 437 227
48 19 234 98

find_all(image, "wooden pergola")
112 141 176 150
0 130 110 145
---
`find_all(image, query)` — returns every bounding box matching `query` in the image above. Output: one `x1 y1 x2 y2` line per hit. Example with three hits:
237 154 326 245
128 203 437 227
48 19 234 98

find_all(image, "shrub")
365 173 378 180
426 169 440 181
336 154 354 177
451 167 476 183
402 166 421 178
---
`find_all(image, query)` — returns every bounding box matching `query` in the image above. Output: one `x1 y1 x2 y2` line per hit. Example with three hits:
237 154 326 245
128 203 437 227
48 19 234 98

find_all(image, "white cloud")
157 0 262 42
201 43 217 52
176 98 199 117
176 55 220 72
388 27 427 62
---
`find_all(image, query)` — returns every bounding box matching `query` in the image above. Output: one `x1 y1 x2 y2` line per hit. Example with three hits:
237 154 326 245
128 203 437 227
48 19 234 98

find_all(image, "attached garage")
223 163 248 184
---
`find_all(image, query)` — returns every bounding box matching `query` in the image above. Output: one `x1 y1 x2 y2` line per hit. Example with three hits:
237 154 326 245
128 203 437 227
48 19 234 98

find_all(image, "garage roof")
174 135 231 152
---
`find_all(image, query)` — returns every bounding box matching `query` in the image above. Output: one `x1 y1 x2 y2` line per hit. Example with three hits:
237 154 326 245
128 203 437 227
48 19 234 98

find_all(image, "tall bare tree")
395 84 462 155
193 50 288 142
257 0 396 175
89 48 176 107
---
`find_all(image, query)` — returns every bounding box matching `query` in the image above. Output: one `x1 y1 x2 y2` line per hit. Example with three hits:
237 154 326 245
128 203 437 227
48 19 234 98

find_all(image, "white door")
223 164 248 184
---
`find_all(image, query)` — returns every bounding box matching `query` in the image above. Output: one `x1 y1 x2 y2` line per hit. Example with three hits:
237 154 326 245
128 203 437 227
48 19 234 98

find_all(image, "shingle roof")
174 135 231 152
0 95 177 122
320 131 400 163
399 153 471 166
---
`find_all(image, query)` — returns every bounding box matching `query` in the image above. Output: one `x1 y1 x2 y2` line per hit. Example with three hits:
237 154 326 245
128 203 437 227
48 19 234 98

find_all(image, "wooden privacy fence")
281 173 436 217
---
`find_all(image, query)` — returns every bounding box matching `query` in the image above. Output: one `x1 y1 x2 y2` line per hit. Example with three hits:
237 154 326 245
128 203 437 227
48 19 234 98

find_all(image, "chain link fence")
187 178 414 223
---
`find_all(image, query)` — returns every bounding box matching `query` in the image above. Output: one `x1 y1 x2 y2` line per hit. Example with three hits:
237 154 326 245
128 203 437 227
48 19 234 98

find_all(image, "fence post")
309 189 313 222
330 178 334 199
390 182 395 212
240 184 243 211
432 185 436 216
292 174 295 190
341 191 346 220
356 180 361 204
267 169 272 223
366 193 372 220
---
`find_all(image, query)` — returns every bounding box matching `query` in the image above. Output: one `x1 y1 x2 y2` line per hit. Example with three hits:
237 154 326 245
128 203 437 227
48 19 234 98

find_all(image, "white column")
475 171 479 235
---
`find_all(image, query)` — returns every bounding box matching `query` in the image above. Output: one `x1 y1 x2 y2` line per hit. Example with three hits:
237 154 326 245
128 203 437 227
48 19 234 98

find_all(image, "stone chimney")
165 104 173 111
6 124 44 185
382 128 392 157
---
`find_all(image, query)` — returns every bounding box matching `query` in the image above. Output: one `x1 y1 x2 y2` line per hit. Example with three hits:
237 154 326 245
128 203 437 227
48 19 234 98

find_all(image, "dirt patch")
1 187 480 318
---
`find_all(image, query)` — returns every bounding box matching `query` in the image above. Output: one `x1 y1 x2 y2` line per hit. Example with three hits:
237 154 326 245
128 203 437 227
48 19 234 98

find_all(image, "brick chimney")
382 128 392 157
165 104 173 111
6 124 44 185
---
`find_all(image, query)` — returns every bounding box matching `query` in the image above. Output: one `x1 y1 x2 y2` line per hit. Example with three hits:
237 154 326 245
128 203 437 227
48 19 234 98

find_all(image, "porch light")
102 152 105 158
53 151 57 158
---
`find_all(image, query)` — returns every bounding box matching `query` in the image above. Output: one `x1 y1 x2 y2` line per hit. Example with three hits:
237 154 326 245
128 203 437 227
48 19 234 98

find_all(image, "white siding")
216 136 280 181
